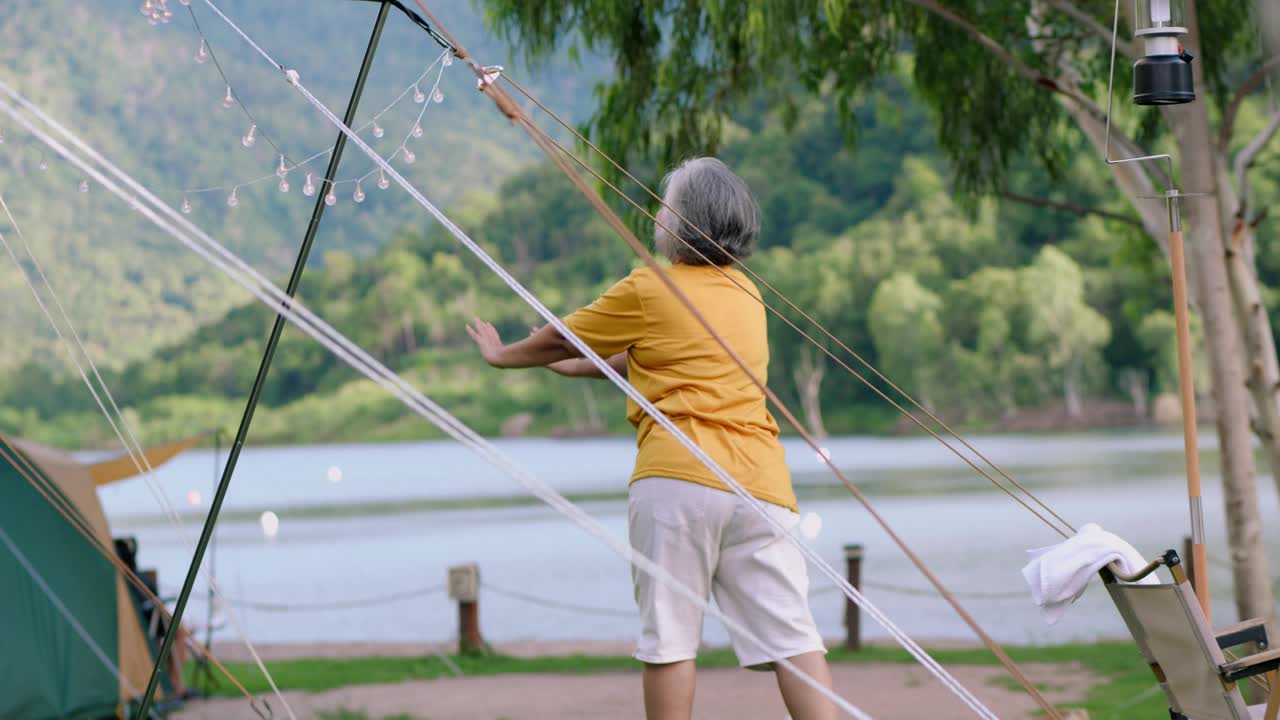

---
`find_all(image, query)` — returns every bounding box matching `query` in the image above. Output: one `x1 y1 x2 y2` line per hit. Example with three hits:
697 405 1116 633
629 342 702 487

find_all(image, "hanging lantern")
1132 0 1195 106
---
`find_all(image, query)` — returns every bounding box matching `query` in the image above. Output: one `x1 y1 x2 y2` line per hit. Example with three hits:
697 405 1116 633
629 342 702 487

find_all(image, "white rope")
0 88 875 720
87 7 998 713
203 29 1000 719
0 524 149 710
0 198 299 719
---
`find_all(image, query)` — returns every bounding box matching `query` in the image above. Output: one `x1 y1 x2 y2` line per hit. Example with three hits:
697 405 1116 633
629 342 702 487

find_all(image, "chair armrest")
1221 647 1280 683
1217 618 1270 651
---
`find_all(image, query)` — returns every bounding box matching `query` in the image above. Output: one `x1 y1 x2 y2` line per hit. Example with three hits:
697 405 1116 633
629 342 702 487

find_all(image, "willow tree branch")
1000 191 1145 227
1043 0 1139 59
1233 106 1280 219
905 0 1168 189
1220 55 1280 152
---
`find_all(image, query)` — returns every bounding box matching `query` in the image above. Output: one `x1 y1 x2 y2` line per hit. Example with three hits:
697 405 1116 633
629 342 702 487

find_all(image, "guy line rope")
412 3 1062 716
0 193 299 719
0 86 882 720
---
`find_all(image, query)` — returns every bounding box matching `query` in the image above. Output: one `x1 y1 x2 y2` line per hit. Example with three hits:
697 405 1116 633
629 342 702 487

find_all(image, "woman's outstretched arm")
545 352 628 379
466 319 578 368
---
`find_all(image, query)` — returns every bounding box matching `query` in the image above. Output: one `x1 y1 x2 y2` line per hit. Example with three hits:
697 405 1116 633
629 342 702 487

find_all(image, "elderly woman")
467 157 834 720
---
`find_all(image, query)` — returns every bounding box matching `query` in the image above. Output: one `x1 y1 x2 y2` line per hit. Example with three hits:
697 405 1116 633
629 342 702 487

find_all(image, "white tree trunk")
793 348 828 440
1169 2 1273 622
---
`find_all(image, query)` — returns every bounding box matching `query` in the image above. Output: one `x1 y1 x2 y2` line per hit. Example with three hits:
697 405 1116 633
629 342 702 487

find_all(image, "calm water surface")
100 430 1280 649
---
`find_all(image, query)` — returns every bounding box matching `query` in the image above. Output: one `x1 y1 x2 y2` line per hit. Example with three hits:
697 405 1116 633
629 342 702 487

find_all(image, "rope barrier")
0 83 877 720
222 584 446 612
483 582 636 619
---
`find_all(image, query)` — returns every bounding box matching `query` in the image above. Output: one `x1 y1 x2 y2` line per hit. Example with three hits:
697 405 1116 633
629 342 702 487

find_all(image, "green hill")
0 0 604 370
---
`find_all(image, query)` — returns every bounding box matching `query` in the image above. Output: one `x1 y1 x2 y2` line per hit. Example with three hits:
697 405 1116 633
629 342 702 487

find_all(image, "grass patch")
188 641 1166 718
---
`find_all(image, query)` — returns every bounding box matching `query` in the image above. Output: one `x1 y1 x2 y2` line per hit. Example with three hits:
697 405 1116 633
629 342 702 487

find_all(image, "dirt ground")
177 642 1096 720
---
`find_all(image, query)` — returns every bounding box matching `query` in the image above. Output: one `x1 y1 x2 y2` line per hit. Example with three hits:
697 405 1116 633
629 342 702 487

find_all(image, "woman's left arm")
466 319 579 369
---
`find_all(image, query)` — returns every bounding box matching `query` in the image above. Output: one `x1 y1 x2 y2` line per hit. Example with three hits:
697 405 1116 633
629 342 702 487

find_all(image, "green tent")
0 433 198 719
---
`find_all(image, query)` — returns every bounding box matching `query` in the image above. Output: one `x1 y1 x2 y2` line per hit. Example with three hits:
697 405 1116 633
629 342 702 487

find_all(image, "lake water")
99 430 1280 651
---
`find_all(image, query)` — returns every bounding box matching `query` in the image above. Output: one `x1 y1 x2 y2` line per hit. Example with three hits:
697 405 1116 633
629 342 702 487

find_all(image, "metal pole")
132 4 393 715
1166 190 1211 621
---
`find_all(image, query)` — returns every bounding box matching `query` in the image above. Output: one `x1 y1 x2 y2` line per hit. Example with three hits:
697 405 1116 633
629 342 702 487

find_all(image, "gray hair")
655 157 759 266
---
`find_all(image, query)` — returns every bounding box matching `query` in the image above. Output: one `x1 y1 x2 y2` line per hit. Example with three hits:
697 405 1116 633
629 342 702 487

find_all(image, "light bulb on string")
411 123 423 139
39 157 48 171
194 39 209 64
276 154 288 179
324 186 337 206
226 187 239 208
303 173 316 196
79 179 89 193
372 121 384 139
181 194 192 214
402 148 416 165
353 181 366 203
139 0 154 16
377 168 390 190
432 89 444 104
413 83 426 103
241 124 257 148
278 177 290 193
221 85 234 109
442 53 453 67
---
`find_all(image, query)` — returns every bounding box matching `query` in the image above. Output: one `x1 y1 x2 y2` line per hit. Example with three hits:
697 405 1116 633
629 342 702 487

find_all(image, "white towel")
1022 522 1158 624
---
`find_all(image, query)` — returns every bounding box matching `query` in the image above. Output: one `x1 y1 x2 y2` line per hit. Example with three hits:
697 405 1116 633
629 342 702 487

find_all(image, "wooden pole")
844 544 863 651
1168 193 1211 621
448 564 482 654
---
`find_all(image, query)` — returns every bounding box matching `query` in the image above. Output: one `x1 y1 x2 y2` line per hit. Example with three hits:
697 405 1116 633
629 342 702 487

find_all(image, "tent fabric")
0 433 184 719
88 434 204 487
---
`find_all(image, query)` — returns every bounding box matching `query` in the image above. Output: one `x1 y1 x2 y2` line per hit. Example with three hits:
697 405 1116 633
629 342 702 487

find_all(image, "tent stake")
132 4 393 716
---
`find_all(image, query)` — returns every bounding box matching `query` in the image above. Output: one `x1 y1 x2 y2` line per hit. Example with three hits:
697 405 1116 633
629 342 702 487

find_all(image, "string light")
38 157 48 171
413 83 426 104
221 85 234 109
194 38 209 64
241 124 257 148
139 0 154 16
411 122 423 139
278 176 289 193
377 168 390 190
181 194 192 214
324 186 337 206
226 187 239 207
432 89 444 104
303 172 316 197
372 121 384 139
402 148 416 165
442 54 453 67
275 154 288 179
353 181 366 203
78 179 89 193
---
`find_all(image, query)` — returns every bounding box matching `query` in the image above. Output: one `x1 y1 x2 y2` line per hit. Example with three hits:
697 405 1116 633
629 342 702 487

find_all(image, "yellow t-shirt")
564 264 796 511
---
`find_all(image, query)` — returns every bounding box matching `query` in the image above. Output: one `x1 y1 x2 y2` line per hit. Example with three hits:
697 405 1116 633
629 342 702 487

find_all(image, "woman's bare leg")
775 651 837 720
643 660 696 720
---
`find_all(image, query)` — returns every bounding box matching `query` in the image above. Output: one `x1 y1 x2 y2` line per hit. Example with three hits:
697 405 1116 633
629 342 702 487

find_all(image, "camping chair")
1103 550 1280 719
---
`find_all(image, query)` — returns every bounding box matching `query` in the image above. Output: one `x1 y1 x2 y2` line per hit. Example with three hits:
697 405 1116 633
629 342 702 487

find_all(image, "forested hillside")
0 0 603 369
7 61 1277 447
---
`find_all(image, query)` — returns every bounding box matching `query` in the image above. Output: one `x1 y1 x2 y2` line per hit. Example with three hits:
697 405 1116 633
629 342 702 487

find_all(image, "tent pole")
1166 190 1211 621
132 4 393 716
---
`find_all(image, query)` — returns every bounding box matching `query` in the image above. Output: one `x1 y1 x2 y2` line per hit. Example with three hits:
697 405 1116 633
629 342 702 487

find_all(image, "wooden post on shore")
448 564 482 654
844 544 863 651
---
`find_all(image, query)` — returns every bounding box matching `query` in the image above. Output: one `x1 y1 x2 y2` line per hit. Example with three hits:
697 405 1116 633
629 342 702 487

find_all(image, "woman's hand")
466 318 507 367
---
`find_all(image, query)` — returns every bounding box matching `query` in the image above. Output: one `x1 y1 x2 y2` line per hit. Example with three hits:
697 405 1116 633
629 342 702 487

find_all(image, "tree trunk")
1064 357 1083 419
1170 1 1273 623
793 348 828 440
1125 368 1150 422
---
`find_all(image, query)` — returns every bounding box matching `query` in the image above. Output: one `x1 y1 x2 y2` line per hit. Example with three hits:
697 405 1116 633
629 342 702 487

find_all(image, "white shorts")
628 477 827 668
